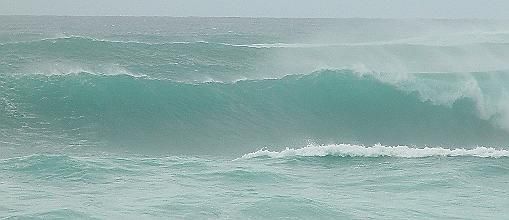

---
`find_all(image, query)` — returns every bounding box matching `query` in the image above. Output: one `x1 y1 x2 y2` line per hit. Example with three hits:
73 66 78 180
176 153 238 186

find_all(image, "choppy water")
1 16 509 219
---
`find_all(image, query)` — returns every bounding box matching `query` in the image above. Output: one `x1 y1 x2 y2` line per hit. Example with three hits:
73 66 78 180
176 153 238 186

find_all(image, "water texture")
1 16 509 219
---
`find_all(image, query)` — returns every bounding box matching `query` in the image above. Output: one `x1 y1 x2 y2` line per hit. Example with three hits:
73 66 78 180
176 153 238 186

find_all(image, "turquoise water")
2 153 509 219
1 16 509 219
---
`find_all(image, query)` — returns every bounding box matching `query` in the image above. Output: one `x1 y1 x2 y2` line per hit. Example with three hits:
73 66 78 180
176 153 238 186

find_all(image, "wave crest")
240 144 509 159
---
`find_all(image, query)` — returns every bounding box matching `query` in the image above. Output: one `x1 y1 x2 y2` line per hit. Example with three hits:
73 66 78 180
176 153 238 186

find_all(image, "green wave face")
1 70 508 155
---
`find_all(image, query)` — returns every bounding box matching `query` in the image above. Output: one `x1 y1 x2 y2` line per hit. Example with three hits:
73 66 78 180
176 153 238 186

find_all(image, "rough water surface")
1 16 509 219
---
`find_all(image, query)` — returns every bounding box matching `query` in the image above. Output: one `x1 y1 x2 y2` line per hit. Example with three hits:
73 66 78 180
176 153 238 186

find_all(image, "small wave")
0 35 195 46
239 144 509 159
31 69 149 78
16 62 148 78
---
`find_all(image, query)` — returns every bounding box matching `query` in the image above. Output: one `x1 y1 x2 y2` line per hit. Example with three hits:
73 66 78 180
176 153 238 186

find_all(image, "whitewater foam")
17 62 147 78
239 144 509 159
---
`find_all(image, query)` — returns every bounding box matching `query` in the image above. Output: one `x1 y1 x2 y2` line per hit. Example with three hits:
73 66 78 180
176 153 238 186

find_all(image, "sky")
1 0 508 19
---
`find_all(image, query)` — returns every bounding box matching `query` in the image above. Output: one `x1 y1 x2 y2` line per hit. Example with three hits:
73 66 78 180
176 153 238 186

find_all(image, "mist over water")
1 17 509 219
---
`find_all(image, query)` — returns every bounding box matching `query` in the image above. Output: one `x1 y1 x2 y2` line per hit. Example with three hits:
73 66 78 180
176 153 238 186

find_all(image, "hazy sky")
1 0 508 18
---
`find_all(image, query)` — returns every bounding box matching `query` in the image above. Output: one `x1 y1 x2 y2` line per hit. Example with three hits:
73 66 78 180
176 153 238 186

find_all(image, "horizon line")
1 14 508 21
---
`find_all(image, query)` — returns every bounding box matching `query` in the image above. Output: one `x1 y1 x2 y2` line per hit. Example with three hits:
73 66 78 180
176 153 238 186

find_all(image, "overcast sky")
1 0 508 19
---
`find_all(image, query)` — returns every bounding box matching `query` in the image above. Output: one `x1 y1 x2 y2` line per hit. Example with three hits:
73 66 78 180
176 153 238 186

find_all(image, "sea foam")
240 144 509 159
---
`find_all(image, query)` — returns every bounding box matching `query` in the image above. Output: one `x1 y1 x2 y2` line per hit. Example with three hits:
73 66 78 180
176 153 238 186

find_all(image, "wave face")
1 71 508 155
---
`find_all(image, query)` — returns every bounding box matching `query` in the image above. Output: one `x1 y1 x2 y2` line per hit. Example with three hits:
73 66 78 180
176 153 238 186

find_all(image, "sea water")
1 16 508 219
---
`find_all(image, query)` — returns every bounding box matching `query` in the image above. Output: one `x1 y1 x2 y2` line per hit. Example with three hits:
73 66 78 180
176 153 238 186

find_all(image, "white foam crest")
240 144 509 159
345 68 509 130
19 62 147 78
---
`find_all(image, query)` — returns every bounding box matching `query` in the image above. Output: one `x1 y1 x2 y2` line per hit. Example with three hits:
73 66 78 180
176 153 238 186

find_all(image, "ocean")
1 16 508 219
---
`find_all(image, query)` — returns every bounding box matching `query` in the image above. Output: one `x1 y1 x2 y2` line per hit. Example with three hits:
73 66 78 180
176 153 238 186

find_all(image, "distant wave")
5 35 509 49
5 34 509 81
240 144 509 159
15 64 148 78
0 35 192 46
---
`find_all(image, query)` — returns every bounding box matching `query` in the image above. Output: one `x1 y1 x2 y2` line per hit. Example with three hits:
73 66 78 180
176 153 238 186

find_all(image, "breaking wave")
240 144 509 159
1 70 508 154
